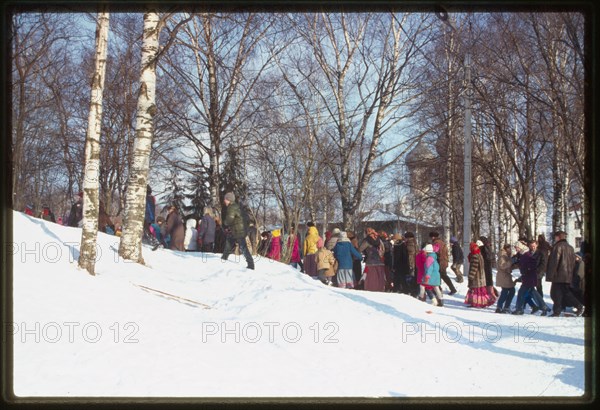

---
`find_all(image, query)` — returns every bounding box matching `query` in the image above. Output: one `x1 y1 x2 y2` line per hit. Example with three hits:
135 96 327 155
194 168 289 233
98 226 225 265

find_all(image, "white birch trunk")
118 11 160 263
78 11 110 275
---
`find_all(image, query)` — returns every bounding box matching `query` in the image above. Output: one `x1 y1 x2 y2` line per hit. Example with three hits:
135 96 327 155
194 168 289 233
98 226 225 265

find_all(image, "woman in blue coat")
333 232 363 289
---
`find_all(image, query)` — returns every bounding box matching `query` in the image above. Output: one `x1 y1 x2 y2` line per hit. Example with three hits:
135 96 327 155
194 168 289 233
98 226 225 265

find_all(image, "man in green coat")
221 192 255 270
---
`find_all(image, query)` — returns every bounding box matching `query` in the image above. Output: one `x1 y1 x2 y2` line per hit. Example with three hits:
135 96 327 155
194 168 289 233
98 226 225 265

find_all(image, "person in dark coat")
197 207 216 253
450 236 464 283
430 231 457 295
164 205 185 251
347 231 363 288
546 231 584 317
142 186 160 250
221 192 254 270
479 235 495 292
512 240 549 315
392 234 409 293
40 205 56 222
536 234 552 300
213 217 226 254
68 192 83 227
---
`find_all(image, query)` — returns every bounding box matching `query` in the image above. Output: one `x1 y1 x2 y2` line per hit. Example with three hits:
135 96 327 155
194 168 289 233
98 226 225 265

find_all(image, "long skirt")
337 269 354 289
304 253 318 277
364 265 386 292
464 286 495 308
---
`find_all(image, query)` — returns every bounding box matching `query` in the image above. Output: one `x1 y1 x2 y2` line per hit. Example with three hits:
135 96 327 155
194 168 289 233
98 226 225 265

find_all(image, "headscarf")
366 228 378 240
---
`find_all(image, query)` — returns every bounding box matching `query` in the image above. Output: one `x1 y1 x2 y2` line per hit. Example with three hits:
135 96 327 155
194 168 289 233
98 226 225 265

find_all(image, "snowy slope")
12 211 586 397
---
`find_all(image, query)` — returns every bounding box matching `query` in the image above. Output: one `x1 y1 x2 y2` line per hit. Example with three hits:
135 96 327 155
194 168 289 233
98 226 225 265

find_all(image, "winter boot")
575 305 585 317
436 297 444 307
512 310 524 315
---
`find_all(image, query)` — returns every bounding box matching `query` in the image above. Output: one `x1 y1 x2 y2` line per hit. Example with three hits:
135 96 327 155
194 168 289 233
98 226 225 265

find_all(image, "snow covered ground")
11 211 587 397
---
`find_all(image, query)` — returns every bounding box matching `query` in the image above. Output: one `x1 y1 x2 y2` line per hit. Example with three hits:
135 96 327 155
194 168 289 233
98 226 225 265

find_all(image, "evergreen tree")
163 169 186 215
184 166 212 218
219 147 249 217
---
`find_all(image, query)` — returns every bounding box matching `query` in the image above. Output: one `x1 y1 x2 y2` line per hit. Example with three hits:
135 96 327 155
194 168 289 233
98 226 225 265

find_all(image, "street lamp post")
436 10 473 272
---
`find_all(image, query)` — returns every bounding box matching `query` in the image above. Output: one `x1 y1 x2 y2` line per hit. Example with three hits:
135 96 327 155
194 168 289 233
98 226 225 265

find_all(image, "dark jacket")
223 202 246 240
68 200 83 227
393 241 410 276
197 214 216 244
546 239 576 284
213 224 226 253
518 251 539 288
451 242 464 264
165 210 185 251
145 194 156 225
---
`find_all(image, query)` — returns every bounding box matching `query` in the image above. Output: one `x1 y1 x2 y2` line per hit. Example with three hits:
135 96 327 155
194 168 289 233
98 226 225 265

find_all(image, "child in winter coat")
183 218 198 251
420 244 444 306
316 238 336 285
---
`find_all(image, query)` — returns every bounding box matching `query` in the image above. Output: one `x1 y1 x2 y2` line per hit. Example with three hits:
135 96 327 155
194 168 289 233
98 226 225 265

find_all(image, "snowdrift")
11 211 586 397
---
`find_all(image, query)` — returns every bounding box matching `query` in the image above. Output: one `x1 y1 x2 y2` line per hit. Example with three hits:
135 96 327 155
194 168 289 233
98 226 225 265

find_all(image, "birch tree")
78 10 110 275
119 11 160 263
288 12 432 230
156 13 276 215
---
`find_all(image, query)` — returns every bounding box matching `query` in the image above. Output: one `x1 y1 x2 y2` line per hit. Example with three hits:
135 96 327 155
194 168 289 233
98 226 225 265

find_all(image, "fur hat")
450 236 458 243
332 228 341 235
224 192 235 202
424 244 434 253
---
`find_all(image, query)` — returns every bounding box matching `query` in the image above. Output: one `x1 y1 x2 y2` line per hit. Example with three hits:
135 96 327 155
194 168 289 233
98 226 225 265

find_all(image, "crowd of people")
23 187 587 318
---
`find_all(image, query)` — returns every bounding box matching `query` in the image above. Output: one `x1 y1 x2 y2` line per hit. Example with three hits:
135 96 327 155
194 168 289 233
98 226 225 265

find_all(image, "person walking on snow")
420 244 444 306
546 231 584 317
221 192 254 270
495 244 516 313
429 231 457 295
464 241 495 308
197 207 216 253
303 222 320 277
512 240 549 315
450 236 464 283
359 228 387 292
316 237 336 285
333 231 363 289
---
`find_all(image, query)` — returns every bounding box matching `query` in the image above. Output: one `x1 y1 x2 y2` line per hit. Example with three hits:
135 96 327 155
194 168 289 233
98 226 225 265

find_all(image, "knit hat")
332 228 341 236
450 236 457 243
224 192 235 202
392 233 403 241
476 240 484 247
424 244 434 253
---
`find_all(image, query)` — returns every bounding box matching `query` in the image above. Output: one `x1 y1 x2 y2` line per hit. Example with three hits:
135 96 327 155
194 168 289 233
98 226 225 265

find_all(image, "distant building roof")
361 209 436 227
